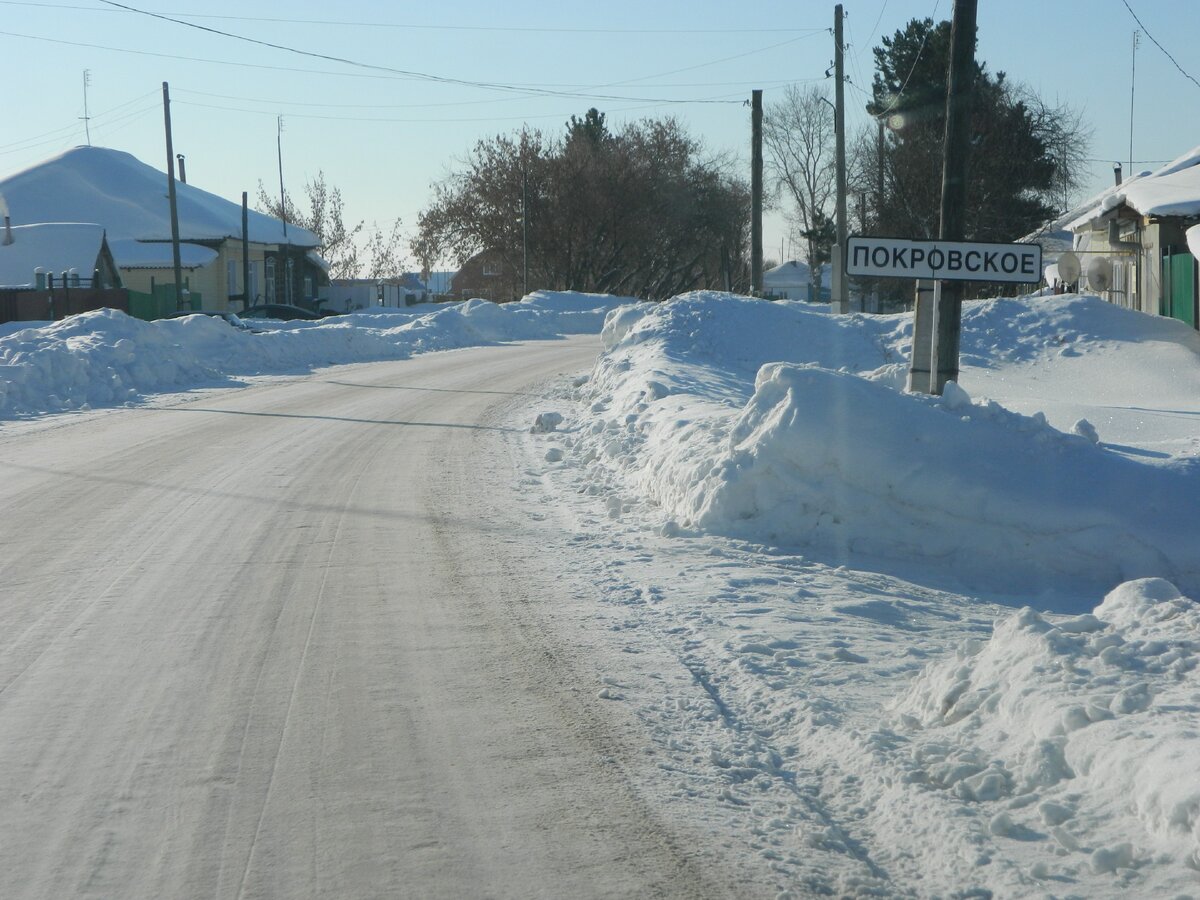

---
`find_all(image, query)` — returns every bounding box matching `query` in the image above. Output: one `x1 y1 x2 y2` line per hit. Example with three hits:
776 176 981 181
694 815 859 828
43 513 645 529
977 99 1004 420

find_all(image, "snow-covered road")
0 337 735 899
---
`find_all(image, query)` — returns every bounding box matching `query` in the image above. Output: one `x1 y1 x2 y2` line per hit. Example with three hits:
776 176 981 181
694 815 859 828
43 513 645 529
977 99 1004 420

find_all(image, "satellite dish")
1086 256 1114 293
1056 251 1081 284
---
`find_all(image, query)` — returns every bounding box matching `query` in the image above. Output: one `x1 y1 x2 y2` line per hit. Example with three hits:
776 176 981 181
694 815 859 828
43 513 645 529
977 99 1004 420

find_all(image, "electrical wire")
173 80 817 113
0 98 160 156
1118 0 1200 91
0 90 153 151
173 88 758 125
97 0 775 104
875 0 941 115
0 0 826 35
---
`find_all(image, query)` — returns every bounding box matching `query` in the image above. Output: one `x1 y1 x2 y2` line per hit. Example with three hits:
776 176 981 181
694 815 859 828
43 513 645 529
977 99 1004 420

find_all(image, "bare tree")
257 173 407 280
413 112 750 300
763 84 836 299
1017 88 1094 215
361 220 406 280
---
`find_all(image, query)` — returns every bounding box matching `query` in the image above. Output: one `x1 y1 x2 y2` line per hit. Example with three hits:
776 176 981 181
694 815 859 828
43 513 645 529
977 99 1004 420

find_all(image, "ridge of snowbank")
575 291 1200 595
893 578 1200 874
0 291 640 419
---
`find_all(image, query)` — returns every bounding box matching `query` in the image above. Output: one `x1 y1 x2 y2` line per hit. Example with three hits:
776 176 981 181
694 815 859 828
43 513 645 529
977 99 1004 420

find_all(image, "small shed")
0 222 121 289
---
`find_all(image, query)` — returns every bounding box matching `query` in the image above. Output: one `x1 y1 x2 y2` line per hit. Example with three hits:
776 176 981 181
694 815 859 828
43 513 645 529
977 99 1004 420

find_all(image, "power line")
173 97 719 126
0 26 741 105
1118 0 1200 91
876 0 941 115
96 0 757 105
174 80 818 112
0 0 827 35
0 88 158 152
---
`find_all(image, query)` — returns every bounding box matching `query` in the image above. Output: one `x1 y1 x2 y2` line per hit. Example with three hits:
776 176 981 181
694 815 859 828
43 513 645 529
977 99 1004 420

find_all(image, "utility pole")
522 160 529 297
161 82 184 311
751 89 763 295
277 115 292 305
832 4 849 313
241 191 251 309
81 70 92 146
931 0 978 394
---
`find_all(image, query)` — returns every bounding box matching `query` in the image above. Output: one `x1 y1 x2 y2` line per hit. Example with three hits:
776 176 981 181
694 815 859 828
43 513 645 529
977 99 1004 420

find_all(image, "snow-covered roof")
1121 144 1200 217
0 147 321 266
0 222 107 287
107 238 218 270
764 260 831 289
1065 143 1200 231
305 250 330 273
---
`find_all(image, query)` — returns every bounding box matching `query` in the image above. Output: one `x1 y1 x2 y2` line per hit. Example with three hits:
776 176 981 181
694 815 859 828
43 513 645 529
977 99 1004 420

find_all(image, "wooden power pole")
162 82 184 310
241 191 251 309
832 4 849 313
751 89 763 295
932 0 978 394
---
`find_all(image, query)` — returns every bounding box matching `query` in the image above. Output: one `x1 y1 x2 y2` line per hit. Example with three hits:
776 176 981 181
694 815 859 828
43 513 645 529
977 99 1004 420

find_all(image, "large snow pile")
0 291 640 419
525 288 1200 896
893 577 1200 878
571 292 1200 596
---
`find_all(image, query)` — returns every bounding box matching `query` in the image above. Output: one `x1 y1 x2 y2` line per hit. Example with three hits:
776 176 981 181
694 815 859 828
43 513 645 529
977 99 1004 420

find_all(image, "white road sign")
846 236 1042 284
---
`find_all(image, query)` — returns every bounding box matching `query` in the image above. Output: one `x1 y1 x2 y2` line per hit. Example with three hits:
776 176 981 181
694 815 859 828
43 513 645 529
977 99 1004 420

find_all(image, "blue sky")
2 0 1198 270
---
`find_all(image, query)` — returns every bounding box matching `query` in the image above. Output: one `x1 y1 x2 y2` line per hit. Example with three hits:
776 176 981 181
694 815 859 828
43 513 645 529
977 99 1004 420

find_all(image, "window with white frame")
265 258 276 303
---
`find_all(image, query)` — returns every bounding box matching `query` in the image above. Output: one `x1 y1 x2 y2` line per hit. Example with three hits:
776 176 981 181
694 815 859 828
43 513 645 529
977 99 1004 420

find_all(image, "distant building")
763 260 830 302
322 274 428 313
450 250 521 302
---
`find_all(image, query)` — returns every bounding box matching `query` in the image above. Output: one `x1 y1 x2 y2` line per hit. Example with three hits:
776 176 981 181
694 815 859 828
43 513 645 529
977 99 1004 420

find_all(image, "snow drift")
0 291 638 419
575 291 1200 596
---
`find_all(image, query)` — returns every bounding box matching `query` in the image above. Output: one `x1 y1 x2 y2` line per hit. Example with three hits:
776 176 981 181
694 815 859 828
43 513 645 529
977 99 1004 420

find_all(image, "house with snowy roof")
0 146 329 316
763 260 830 302
1064 144 1200 329
0 222 121 290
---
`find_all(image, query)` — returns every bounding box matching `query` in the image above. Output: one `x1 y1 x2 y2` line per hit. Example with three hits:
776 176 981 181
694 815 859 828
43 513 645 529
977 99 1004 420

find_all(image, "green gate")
1162 248 1197 329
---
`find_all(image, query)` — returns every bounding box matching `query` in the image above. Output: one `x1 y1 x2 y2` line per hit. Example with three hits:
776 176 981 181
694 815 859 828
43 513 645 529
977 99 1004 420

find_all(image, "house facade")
0 146 329 316
1065 145 1200 329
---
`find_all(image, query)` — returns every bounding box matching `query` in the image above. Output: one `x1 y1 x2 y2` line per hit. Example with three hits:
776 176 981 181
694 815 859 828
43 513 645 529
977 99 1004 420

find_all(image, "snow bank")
893 578 1200 874
572 291 1200 595
0 293 636 419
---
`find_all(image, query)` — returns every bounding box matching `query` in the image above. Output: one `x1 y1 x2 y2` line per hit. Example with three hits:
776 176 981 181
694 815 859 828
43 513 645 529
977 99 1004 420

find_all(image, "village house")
450 250 521 302
0 146 329 317
1063 144 1200 329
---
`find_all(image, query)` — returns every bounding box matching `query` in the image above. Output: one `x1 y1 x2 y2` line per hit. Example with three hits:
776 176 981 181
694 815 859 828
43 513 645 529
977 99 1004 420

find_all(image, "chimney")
1113 162 1123 186
0 192 11 245
176 153 187 184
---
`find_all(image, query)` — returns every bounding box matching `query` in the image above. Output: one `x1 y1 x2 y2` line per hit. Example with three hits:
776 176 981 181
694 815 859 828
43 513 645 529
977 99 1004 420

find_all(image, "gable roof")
0 222 109 287
1065 143 1200 231
0 146 320 264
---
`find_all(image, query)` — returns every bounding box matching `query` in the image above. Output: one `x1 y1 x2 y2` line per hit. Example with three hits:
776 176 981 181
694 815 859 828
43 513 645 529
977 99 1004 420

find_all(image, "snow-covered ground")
4 289 1200 897
514 291 1200 898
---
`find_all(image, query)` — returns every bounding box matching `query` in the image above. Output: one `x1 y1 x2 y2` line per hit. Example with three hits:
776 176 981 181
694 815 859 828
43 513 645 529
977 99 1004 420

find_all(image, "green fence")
1161 249 1197 329
127 283 204 321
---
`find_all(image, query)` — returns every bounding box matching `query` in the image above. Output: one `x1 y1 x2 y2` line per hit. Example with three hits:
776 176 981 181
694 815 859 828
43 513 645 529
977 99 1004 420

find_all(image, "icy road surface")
0 337 738 900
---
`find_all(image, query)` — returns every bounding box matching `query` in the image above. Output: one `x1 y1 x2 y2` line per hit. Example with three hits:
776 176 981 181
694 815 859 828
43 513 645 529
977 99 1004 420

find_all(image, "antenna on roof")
277 115 288 241
80 70 92 146
1128 31 1139 176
